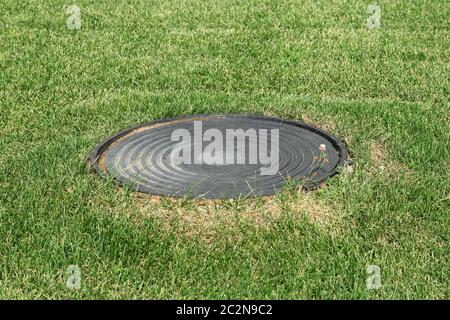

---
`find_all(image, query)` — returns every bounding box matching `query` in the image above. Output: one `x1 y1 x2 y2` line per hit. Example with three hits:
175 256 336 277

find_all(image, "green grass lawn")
0 0 449 299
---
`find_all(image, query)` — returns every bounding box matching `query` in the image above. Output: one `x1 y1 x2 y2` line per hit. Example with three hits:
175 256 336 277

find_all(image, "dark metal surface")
87 114 348 199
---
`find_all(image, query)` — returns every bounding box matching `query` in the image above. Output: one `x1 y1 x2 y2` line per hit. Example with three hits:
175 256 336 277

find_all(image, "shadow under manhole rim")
86 114 349 199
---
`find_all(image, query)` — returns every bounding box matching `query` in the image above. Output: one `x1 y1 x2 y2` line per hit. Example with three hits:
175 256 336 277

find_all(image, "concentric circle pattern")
87 115 348 199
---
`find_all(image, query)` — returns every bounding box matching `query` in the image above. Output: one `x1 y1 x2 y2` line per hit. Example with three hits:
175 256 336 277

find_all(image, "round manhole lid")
87 114 348 199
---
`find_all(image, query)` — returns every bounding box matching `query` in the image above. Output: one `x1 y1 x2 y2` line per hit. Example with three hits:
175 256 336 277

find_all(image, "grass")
0 0 449 299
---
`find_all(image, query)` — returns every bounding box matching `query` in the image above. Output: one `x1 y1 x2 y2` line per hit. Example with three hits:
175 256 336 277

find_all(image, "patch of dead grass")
369 140 387 164
133 197 278 242
300 114 338 135
123 191 338 243
369 140 412 178
288 193 334 226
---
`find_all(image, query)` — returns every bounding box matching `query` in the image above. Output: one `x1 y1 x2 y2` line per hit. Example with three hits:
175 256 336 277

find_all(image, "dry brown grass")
288 193 334 225
369 140 412 178
300 114 338 135
118 190 339 243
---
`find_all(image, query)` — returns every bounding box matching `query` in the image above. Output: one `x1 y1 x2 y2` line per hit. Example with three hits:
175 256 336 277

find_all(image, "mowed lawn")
0 0 448 299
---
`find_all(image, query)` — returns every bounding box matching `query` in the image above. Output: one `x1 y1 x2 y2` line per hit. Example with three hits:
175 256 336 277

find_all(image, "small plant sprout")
318 144 329 169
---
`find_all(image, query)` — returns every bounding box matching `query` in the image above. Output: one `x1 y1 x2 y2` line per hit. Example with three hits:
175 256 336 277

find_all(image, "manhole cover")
87 114 348 199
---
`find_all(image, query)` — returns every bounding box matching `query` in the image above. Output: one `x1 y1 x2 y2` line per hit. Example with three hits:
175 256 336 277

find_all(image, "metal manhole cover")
87 114 348 199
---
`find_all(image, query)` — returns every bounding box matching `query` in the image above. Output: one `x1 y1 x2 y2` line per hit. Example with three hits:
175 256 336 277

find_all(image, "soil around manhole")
87 114 349 199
